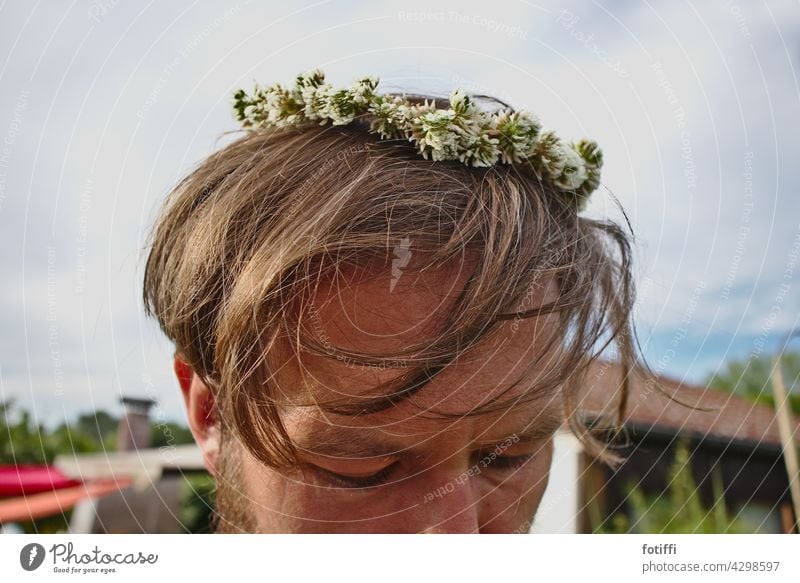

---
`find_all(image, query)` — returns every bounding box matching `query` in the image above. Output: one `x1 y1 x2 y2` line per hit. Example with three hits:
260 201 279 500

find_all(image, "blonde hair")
144 102 643 468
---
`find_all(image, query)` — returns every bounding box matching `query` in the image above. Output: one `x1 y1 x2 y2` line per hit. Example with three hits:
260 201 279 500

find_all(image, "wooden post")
770 352 800 532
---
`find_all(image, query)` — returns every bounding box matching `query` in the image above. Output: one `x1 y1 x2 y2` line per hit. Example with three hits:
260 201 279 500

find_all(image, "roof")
54 444 205 488
580 360 800 449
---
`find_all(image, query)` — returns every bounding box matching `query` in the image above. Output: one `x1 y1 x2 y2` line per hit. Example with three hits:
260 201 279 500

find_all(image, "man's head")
143 110 636 532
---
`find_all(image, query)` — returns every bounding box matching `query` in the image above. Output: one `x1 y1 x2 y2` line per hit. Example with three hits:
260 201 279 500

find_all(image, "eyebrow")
293 406 564 460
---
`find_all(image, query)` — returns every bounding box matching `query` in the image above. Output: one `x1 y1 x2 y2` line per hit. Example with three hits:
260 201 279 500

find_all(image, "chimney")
117 396 156 451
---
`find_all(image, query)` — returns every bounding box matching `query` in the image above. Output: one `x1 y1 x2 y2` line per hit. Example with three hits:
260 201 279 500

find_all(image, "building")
54 396 206 533
533 361 799 533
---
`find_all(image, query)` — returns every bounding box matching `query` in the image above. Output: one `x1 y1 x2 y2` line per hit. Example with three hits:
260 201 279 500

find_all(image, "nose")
416 476 480 533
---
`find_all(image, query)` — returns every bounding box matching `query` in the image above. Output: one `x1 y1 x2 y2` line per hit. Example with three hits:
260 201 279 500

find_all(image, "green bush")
180 473 216 533
596 441 755 534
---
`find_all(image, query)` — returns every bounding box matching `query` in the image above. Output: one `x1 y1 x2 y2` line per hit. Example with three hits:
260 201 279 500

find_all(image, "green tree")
707 351 800 415
1 400 56 465
74 410 118 444
0 400 109 533
2 400 201 533
1 402 118 466
150 421 194 449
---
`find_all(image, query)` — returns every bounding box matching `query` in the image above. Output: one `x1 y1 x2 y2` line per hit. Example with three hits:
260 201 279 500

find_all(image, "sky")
0 0 798 428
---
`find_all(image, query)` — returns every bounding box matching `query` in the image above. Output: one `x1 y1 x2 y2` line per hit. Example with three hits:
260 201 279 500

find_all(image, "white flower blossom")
231 69 603 209
550 143 588 190
493 110 541 164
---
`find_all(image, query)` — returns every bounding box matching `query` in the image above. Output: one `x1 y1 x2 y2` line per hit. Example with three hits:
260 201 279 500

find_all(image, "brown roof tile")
580 360 800 448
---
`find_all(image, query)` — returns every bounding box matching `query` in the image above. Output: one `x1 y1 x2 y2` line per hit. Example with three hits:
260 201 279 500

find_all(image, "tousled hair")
143 99 647 468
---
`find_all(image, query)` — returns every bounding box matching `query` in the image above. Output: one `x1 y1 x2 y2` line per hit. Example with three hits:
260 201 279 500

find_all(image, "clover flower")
231 69 603 210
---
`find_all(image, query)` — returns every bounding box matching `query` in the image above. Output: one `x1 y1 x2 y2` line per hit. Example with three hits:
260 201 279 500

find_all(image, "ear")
174 355 220 477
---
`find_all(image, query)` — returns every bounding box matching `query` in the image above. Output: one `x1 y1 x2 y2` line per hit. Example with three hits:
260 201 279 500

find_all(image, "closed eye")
487 452 536 470
313 462 397 489
312 449 537 489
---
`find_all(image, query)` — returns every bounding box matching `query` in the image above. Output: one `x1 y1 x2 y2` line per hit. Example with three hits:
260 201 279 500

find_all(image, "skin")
176 253 565 533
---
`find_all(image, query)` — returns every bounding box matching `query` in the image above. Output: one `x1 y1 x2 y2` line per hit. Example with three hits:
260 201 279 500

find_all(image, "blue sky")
1 0 798 427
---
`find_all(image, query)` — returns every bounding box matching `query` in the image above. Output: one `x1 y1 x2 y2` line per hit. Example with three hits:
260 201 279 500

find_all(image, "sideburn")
212 428 260 533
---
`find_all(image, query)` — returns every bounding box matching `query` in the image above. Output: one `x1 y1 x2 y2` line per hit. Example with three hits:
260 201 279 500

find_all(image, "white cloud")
0 0 797 419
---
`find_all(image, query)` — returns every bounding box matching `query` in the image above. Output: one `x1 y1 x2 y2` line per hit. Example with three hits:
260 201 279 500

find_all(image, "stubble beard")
212 430 260 533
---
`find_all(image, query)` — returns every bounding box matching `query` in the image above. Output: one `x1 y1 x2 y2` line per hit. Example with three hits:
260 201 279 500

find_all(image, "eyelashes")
314 452 537 490
485 452 535 470
316 463 397 489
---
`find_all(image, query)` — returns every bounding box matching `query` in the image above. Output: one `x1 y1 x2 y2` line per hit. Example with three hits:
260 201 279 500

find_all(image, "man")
143 73 637 532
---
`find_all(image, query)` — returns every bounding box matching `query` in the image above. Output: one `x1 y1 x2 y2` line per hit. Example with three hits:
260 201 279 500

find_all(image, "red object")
0 465 81 497
0 478 132 523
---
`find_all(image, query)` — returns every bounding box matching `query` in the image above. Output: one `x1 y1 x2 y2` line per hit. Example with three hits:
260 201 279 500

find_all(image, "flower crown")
232 69 602 210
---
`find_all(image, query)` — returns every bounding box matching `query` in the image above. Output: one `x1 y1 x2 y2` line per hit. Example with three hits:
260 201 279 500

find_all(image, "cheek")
475 441 554 532
238 457 415 532
235 440 555 533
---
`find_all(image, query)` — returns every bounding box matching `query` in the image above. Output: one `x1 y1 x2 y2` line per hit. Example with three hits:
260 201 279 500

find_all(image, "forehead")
275 251 562 437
